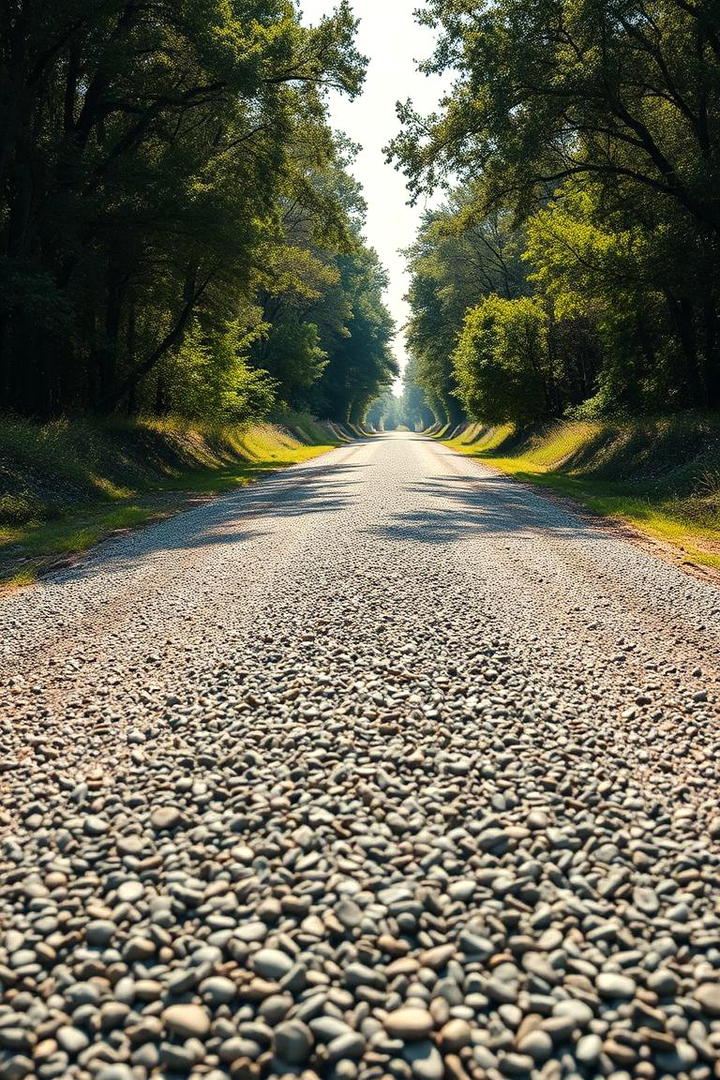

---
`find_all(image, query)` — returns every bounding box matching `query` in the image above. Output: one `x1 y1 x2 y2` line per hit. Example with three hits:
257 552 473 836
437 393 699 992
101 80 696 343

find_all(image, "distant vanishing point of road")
2 432 720 1080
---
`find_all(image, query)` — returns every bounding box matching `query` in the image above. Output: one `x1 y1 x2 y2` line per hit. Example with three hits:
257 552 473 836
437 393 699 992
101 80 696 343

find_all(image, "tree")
159 321 278 423
390 0 720 407
307 247 398 423
453 296 555 424
0 0 367 417
404 195 528 426
399 356 436 430
524 189 666 412
367 390 401 430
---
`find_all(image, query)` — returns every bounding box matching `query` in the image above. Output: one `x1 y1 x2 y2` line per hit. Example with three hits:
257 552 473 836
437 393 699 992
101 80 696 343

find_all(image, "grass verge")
0 413 345 587
443 416 720 571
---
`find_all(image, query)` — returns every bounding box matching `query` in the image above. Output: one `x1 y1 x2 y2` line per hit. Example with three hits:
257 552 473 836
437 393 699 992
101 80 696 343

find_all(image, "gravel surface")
1 431 720 1080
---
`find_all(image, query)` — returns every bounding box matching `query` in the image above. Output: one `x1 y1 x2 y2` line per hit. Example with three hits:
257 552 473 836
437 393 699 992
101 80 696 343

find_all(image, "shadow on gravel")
53 462 366 585
367 474 598 546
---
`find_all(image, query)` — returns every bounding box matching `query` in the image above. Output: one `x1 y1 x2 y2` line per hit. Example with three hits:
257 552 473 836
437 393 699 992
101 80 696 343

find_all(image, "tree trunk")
665 294 706 406
94 259 125 406
701 296 720 408
98 262 208 412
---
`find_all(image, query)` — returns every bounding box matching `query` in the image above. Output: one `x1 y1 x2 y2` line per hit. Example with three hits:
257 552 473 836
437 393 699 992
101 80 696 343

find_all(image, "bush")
453 296 553 424
160 323 278 424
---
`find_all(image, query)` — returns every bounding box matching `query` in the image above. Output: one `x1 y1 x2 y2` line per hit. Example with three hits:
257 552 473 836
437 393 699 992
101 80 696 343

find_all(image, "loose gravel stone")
403 1040 444 1080
597 973 637 999
273 1019 313 1065
1 432 720 1080
576 1033 603 1065
439 1019 472 1050
695 983 720 1015
253 949 294 980
327 1032 366 1061
162 1004 211 1039
384 1008 435 1040
150 805 182 830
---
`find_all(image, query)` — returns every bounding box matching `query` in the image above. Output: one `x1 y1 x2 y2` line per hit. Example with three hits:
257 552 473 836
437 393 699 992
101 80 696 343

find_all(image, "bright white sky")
300 0 451 384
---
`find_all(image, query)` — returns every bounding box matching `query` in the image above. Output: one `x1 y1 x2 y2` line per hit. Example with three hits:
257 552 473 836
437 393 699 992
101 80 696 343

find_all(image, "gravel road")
2 431 720 1080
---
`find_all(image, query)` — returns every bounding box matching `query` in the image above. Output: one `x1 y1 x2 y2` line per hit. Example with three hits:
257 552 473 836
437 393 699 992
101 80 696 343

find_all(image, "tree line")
0 0 397 423
389 0 720 429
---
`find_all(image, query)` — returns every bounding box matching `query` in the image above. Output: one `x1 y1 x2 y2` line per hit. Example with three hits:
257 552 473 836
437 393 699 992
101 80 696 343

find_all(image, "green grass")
0 415 341 586
444 416 720 571
2 504 161 576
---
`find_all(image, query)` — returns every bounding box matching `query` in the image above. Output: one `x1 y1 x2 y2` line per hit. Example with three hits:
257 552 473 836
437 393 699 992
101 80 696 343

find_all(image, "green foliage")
395 0 720 233
523 187 701 412
453 297 552 424
403 201 527 426
0 0 394 423
367 391 401 430
393 0 720 418
259 317 328 398
306 248 398 423
161 323 279 423
399 357 436 430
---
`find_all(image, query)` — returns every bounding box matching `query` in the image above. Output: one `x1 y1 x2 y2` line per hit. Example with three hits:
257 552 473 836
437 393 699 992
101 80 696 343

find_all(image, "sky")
300 0 451 385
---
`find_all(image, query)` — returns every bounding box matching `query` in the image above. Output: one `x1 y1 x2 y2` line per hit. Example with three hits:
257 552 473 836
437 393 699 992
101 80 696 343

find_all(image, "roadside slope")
444 415 720 572
0 414 347 586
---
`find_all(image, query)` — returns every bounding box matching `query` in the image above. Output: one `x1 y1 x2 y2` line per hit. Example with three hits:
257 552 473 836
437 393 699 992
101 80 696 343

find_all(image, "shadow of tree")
56 461 369 584
363 472 601 546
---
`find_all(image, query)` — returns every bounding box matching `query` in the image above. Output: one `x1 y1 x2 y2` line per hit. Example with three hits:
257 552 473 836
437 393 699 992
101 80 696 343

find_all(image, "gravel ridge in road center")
1 432 720 1080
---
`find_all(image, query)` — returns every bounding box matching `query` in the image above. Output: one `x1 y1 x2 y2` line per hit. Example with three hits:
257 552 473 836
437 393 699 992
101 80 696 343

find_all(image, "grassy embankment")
0 414 348 586
443 415 720 571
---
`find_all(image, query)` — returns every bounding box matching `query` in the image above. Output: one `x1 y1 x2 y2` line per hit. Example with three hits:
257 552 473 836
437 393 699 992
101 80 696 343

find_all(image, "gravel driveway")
1 431 720 1080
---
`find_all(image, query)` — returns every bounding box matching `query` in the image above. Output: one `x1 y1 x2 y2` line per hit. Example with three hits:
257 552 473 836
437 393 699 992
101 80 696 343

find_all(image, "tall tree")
307 247 398 423
0 0 366 416
390 0 720 407
404 197 526 426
